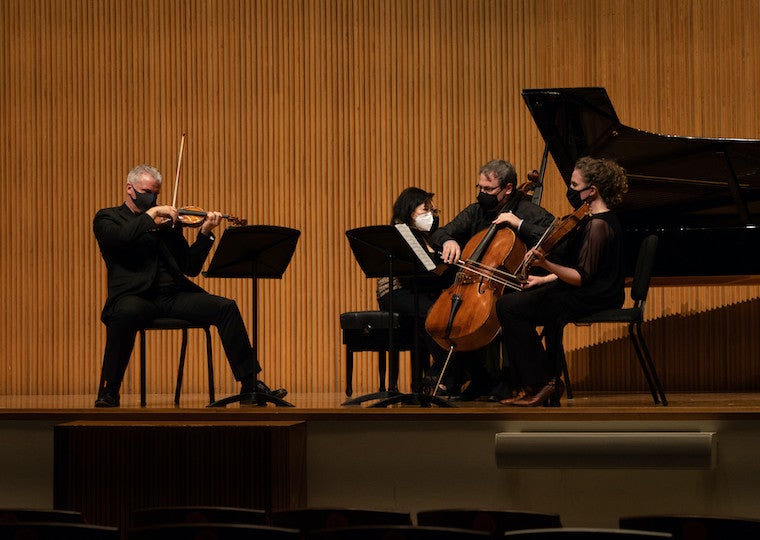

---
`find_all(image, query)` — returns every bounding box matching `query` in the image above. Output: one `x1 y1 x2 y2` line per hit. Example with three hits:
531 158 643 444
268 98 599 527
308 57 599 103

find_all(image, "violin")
158 134 247 229
175 206 247 227
514 202 592 281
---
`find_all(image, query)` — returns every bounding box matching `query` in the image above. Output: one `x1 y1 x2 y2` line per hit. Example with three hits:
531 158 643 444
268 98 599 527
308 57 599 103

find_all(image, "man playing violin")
429 159 556 401
92 164 286 407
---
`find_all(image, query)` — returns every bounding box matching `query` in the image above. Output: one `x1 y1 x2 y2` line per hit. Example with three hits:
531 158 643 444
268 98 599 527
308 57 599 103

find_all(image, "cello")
424 223 526 352
424 200 592 356
423 174 544 353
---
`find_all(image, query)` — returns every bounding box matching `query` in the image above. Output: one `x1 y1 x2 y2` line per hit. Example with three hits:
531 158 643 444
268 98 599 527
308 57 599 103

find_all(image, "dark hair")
478 159 518 188
574 156 628 208
391 187 434 226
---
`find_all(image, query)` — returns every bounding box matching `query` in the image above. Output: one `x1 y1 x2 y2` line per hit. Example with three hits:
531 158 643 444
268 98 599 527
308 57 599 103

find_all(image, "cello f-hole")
444 294 462 339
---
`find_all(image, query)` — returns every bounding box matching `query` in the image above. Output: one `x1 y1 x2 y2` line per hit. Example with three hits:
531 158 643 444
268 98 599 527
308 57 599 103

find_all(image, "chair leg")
204 327 215 405
631 322 668 406
378 351 387 392
140 329 147 407
410 345 422 393
174 328 189 406
345 348 354 397
388 349 400 393
551 325 574 400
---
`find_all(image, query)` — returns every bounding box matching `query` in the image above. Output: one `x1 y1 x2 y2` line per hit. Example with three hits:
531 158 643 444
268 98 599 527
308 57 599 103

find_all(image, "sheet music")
394 223 437 271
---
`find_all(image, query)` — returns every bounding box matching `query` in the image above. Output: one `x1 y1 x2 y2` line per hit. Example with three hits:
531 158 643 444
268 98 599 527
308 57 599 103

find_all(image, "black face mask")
477 191 500 211
131 188 157 212
566 186 590 210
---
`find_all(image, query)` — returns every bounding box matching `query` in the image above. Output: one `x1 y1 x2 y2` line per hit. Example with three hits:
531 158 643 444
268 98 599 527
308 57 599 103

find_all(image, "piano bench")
340 311 416 397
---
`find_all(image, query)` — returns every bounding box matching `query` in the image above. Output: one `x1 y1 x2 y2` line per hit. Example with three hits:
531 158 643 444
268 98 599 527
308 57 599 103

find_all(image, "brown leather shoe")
511 379 561 407
499 388 528 405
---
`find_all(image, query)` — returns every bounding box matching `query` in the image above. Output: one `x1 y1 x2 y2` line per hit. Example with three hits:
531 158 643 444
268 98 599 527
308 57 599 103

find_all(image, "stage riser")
53 421 306 533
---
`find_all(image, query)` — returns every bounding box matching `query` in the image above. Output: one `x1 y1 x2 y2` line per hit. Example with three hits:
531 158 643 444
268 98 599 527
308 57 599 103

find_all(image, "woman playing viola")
496 157 629 406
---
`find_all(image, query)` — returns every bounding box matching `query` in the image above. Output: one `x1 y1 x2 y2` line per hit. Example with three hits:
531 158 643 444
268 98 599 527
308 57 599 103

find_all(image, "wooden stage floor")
3 391 760 421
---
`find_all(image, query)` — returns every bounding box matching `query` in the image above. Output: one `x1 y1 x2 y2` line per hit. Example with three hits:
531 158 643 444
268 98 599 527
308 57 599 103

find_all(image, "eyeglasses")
476 184 503 195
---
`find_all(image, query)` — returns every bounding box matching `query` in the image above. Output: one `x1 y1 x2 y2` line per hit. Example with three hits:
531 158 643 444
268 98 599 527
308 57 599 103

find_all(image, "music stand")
204 225 299 407
343 225 453 408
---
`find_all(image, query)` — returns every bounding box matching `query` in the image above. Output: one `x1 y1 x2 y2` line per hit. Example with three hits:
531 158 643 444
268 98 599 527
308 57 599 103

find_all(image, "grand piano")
522 87 760 284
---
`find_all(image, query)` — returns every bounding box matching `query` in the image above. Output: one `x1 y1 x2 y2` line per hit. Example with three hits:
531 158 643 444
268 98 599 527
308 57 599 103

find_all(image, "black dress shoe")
243 380 288 400
482 381 514 402
269 388 288 400
94 389 120 408
457 387 481 402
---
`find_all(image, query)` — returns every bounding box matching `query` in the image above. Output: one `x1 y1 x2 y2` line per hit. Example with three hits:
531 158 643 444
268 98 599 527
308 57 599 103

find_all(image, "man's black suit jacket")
93 204 214 323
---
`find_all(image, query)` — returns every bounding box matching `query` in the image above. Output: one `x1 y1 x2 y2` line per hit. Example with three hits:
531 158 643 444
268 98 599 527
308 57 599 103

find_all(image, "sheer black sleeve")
574 217 615 286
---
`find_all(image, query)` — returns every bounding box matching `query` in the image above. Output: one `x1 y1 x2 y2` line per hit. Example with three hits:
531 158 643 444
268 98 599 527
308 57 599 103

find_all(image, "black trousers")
378 288 448 374
99 289 259 391
495 283 568 389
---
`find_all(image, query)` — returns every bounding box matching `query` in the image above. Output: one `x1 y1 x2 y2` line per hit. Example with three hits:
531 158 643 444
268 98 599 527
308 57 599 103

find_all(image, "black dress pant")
378 288 448 374
100 289 259 391
496 282 569 388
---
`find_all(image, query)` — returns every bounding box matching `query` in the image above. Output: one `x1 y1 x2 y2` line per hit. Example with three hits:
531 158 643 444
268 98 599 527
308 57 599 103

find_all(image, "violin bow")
171 133 186 208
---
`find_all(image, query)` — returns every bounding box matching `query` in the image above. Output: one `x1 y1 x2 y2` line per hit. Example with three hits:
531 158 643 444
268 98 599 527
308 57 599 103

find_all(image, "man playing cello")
428 159 556 401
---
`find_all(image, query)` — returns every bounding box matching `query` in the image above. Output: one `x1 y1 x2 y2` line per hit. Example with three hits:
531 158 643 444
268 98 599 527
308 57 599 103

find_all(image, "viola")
514 202 592 281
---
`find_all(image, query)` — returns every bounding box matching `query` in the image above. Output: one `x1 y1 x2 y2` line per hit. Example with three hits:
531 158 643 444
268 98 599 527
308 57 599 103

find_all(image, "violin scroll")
226 214 247 226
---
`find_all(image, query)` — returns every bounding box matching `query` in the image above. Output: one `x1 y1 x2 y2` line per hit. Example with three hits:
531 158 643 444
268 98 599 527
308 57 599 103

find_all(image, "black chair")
416 509 561 538
132 506 266 527
339 311 416 396
619 515 760 539
502 529 671 539
270 508 412 533
308 525 489 540
556 235 667 405
138 318 215 407
0 522 119 540
130 523 299 540
0 509 85 523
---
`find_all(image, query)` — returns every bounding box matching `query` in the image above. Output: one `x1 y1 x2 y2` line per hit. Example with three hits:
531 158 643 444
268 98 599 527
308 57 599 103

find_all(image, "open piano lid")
522 87 760 284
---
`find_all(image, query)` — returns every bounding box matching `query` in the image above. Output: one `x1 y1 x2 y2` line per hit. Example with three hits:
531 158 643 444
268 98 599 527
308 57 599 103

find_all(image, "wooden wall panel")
1 0 758 398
